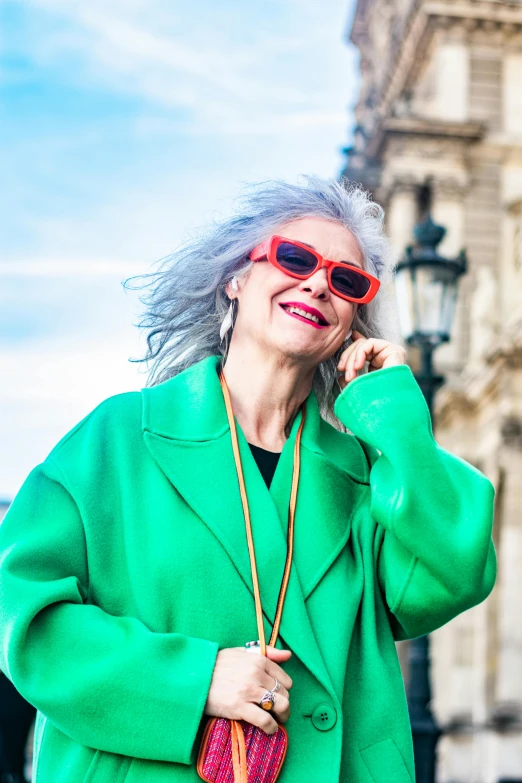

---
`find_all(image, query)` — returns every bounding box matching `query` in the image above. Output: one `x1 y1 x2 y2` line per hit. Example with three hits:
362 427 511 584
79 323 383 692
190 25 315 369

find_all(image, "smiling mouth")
279 304 328 328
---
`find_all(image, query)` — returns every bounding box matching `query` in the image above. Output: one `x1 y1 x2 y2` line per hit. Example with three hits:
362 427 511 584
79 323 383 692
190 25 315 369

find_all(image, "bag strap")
219 370 305 657
230 719 248 782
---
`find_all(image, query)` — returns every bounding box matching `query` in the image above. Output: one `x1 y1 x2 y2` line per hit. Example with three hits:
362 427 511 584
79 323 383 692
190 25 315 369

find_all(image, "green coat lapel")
142 356 368 694
270 394 369 601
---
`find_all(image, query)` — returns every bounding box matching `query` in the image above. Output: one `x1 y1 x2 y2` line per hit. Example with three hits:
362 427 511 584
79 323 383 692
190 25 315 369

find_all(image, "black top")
248 443 281 488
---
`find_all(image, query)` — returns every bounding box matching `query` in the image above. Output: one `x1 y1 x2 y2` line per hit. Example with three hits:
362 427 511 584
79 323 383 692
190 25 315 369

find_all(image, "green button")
311 703 337 731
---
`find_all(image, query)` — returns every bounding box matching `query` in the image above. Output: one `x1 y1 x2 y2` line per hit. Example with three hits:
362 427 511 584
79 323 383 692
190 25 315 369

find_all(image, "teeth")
285 306 322 324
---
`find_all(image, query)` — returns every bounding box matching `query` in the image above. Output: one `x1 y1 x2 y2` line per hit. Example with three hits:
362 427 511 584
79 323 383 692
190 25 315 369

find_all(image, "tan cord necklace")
219 369 306 656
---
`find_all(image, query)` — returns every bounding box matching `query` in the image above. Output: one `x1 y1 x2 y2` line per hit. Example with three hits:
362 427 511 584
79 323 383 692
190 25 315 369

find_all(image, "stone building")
342 1 522 781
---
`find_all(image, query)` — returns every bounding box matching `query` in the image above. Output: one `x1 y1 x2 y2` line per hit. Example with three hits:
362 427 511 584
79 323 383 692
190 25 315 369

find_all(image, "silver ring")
272 678 281 694
259 690 276 711
245 640 261 654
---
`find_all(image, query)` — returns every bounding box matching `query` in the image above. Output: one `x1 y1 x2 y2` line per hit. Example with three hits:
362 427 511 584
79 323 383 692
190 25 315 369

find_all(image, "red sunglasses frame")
249 235 380 304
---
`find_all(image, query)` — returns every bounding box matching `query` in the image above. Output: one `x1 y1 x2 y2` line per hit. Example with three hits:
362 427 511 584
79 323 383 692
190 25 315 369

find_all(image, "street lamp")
394 214 467 783
394 215 467 412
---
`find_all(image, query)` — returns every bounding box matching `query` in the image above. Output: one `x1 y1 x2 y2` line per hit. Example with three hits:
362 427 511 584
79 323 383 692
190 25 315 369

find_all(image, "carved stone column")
432 178 467 259
432 178 468 371
504 199 522 332
485 424 522 781
385 179 419 259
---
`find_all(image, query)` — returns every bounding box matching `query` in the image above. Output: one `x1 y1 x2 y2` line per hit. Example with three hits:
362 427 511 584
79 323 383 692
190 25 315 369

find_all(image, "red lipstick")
279 301 329 329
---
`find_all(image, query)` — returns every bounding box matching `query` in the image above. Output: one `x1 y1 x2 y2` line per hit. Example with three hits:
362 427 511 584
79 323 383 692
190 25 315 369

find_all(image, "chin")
272 336 324 363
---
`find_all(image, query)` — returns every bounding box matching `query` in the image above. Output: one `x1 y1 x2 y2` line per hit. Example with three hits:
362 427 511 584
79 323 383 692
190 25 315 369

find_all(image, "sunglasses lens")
331 266 371 300
275 242 318 275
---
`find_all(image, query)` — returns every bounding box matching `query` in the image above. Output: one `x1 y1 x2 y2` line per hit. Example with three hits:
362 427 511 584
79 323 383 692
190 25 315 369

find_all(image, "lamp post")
394 215 467 783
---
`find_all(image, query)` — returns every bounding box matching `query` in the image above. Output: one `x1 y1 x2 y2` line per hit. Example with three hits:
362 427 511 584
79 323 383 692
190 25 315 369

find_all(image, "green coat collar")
142 355 369 694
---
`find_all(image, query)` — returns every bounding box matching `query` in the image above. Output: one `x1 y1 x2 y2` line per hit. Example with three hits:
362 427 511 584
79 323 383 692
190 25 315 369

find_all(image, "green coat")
0 356 496 783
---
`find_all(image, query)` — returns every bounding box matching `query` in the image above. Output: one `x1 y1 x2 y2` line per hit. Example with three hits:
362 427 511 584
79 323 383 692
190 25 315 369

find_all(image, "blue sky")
1 0 360 497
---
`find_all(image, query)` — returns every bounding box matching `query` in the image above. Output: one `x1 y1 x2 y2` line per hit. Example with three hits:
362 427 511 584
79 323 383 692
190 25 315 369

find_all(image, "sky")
1 0 360 499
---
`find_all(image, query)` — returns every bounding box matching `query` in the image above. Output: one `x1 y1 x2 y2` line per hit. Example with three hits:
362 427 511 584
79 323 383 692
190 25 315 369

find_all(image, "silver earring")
220 302 234 341
231 276 238 291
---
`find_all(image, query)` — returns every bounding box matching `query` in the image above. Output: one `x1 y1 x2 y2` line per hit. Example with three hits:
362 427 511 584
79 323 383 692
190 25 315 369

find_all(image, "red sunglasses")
249 235 380 304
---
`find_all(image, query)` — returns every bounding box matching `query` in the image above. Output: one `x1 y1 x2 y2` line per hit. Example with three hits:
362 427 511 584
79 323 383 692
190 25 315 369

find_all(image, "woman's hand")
337 329 407 391
204 645 293 734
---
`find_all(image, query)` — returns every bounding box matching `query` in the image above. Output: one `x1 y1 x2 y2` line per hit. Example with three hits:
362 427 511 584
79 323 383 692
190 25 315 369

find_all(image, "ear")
225 275 242 299
224 281 237 300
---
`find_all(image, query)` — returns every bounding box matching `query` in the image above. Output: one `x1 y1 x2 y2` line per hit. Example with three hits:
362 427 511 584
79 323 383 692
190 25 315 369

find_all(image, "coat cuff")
333 365 433 450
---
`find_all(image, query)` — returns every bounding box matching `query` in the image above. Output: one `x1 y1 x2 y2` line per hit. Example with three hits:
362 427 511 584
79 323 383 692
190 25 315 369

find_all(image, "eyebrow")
300 241 363 269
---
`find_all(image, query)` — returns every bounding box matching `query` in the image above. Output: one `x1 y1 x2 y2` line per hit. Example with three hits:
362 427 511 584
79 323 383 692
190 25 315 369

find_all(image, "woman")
0 177 496 783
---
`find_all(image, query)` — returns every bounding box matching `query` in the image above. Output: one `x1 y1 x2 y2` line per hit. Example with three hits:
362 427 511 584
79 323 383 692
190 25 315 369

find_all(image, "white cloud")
4 0 359 263
15 0 358 131
0 342 146 498
0 266 147 497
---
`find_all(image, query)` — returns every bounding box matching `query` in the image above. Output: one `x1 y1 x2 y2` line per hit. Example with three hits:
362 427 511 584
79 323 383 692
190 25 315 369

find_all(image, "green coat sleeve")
334 364 497 640
0 457 219 764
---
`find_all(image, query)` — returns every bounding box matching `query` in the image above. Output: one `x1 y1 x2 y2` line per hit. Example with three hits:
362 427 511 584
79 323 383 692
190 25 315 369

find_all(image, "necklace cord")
218 370 305 657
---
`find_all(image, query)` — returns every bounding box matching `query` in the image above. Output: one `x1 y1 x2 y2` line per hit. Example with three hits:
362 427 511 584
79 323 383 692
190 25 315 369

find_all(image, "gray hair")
125 175 400 426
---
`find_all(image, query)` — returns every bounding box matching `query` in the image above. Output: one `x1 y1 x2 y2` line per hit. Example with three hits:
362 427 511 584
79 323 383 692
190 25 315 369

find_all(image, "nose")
297 268 330 300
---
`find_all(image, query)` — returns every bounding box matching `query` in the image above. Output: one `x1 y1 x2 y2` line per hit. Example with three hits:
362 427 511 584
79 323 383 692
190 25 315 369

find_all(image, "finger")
363 341 402 372
263 659 293 691
352 334 396 354
347 338 393 379
252 685 290 721
259 672 290 704
337 337 364 370
258 689 291 723
265 645 292 662
337 345 359 373
380 349 407 368
375 346 407 368
345 344 367 383
354 345 368 371
242 702 279 735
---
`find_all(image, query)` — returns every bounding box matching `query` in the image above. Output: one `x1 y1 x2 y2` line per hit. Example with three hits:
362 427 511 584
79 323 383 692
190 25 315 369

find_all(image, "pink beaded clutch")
197 718 288 783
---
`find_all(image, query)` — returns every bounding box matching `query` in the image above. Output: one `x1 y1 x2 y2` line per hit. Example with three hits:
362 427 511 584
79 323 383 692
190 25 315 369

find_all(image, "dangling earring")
220 277 238 342
220 303 234 341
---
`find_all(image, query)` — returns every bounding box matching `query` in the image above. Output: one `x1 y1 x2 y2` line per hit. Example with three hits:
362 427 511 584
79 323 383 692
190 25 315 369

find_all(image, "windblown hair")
125 175 400 425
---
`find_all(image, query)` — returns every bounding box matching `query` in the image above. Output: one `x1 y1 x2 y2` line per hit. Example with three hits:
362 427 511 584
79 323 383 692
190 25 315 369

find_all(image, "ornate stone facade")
343 2 522 781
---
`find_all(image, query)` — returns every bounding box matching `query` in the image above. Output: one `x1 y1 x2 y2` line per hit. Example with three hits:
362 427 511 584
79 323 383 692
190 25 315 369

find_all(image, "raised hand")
337 329 406 390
